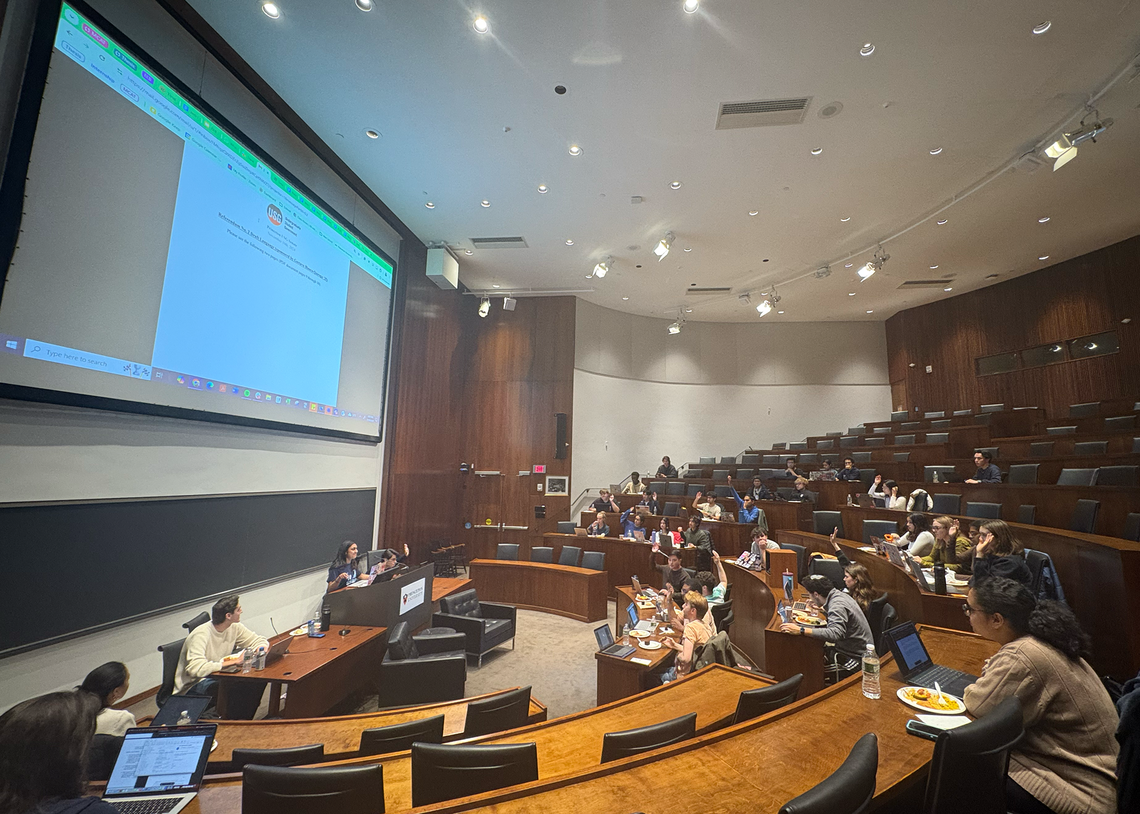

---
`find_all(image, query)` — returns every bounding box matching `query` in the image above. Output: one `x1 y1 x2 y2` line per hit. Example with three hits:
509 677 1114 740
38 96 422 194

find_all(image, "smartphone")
905 720 943 742
307 632 326 638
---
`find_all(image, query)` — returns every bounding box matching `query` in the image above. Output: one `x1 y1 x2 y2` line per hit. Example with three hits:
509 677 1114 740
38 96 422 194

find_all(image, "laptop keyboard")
108 798 184 814
913 665 976 696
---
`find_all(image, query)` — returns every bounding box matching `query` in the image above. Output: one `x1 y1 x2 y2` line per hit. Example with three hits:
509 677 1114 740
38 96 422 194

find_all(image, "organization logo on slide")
266 204 283 226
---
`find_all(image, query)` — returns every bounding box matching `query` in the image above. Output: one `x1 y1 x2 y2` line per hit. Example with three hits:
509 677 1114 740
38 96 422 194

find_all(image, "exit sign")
532 464 546 474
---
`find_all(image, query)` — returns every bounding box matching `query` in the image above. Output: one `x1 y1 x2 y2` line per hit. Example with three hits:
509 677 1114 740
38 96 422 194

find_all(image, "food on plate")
901 686 963 712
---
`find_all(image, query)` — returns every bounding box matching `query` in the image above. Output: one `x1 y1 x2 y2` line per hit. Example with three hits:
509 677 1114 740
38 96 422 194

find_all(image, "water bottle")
933 469 940 483
862 644 881 699
846 493 854 506
176 710 191 726
254 645 267 671
241 649 253 674
307 617 316 637
933 562 947 595
622 624 630 646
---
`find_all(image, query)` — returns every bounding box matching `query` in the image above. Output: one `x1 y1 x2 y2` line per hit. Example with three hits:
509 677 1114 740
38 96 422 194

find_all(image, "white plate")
289 627 308 636
858 546 878 553
211 739 218 753
629 629 652 638
896 686 966 715
638 639 663 650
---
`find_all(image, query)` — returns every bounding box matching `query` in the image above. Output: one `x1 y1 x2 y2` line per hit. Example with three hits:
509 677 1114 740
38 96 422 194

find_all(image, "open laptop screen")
626 602 640 628
593 624 614 651
887 622 934 674
106 726 215 797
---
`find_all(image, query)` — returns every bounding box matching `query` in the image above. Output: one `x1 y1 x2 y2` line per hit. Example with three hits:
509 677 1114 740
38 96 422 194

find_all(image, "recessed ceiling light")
840 216 851 222
866 310 874 314
1039 255 1050 261
985 273 1000 280
261 2 280 19
473 16 489 33
944 287 953 292
355 0 373 10
1033 21 1052 35
364 129 380 139
465 250 473 255
929 147 943 155
491 283 500 288
929 265 939 269
480 199 491 207
683 0 700 13
424 201 435 209
1038 216 1050 223
537 184 548 194
859 43 875 57
748 210 759 217
622 296 629 301
844 263 853 268
683 247 692 252
685 308 693 313
670 181 682 189
936 219 948 225
565 239 574 245
848 292 856 297
810 147 823 156
777 310 784 314
568 144 582 156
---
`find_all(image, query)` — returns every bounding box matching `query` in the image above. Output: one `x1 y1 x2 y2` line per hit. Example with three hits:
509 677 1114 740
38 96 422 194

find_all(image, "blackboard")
0 488 376 655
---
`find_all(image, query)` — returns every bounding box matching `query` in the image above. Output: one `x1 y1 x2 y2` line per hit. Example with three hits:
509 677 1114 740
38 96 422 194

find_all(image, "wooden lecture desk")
468 558 608 622
207 688 548 766
180 663 772 813
596 586 678 704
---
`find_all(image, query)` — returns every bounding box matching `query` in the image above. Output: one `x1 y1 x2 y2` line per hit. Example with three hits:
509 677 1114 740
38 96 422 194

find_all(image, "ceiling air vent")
897 279 954 289
716 97 812 129
469 236 528 249
685 287 732 295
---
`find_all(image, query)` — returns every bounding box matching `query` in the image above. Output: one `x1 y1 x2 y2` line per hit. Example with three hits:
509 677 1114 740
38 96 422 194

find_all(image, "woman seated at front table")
969 519 1032 588
868 475 905 510
923 516 971 568
79 662 135 737
326 540 363 592
895 512 935 557
652 516 680 549
659 591 713 683
587 510 610 537
825 529 879 617
963 577 1118 814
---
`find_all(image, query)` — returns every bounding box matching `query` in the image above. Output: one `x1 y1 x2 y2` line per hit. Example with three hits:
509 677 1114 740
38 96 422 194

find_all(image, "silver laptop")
103 724 216 814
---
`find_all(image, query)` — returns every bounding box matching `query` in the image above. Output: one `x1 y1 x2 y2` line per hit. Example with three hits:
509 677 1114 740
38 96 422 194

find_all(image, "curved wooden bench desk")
468 558 607 622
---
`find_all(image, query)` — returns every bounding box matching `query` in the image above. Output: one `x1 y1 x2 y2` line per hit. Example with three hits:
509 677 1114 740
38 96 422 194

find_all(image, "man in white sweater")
173 595 269 699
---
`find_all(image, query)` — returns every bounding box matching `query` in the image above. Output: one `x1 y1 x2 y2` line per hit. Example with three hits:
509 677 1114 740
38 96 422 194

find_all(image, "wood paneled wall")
380 269 576 560
885 233 1140 420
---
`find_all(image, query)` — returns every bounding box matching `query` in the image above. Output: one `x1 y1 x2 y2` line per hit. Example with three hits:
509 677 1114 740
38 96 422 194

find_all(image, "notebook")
594 624 635 658
103 724 216 814
885 621 978 697
626 602 656 632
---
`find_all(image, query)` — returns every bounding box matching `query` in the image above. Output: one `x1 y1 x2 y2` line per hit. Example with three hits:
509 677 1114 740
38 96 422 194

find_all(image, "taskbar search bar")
14 337 153 380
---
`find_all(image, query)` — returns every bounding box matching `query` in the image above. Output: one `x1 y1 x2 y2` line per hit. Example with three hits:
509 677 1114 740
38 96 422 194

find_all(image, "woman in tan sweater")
963 578 1118 814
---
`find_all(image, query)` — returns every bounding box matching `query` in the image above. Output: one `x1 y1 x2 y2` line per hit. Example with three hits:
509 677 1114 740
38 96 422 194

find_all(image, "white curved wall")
572 301 892 494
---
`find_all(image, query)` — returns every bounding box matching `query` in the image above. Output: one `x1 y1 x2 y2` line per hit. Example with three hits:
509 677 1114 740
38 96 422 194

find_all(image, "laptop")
264 636 291 665
150 695 211 728
856 494 876 508
594 624 635 658
885 542 906 569
631 529 646 541
102 724 217 814
905 554 934 592
574 527 588 536
626 602 656 632
885 621 977 697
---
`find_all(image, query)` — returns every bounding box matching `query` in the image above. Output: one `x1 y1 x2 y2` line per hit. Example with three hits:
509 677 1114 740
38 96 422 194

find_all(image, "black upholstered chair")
1095 465 1138 487
812 511 843 538
699 456 716 464
232 744 326 770
1123 513 1140 542
733 673 804 724
862 519 899 545
182 611 210 632
742 454 761 464
1104 415 1135 431
580 551 605 571
1073 440 1108 456
379 621 466 705
764 454 782 463
799 453 819 464
1046 425 1077 435
890 410 908 421
663 501 681 517
952 409 973 417
1016 505 1036 525
780 543 808 579
920 696 1023 814
89 734 124 782
411 742 537 807
462 686 532 737
1070 499 1100 534
840 436 858 448
893 451 911 462
808 557 845 590
1057 468 1098 486
711 468 730 480
599 712 697 763
852 451 872 463
556 521 576 535
530 546 553 563
817 439 835 449
895 434 916 445
496 543 519 560
1068 401 1100 418
930 419 952 429
242 764 383 814
557 545 582 567
433 588 517 667
710 599 734 636
1006 464 1039 484
778 732 878 814
359 714 445 757
923 466 957 483
965 502 1002 520
719 456 736 464
979 403 1004 413
666 481 686 496
156 638 186 708
925 432 949 444
930 494 960 515
865 593 893 655
789 442 808 450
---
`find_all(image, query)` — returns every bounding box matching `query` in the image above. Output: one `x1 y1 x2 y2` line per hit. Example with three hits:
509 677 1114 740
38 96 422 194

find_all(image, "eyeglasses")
962 603 982 617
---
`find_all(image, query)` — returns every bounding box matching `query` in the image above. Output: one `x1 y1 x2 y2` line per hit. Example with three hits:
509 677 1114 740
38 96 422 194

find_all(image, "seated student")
867 473 889 505
79 662 136 737
618 507 649 539
866 476 905 510
660 591 713 683
964 578 1119 814
825 529 879 616
814 460 838 481
971 519 1032 588
656 549 692 599
651 516 680 549
695 551 728 607
173 595 269 702
837 457 862 482
895 512 936 557
966 450 1002 484
692 490 722 520
952 519 984 577
587 510 610 537
621 471 645 494
327 540 363 592
0 690 119 814
788 477 817 503
591 489 619 514
781 458 807 479
726 475 769 531
679 513 714 572
367 548 405 583
780 574 873 678
656 456 678 479
638 490 661 515
925 516 971 568
747 474 773 502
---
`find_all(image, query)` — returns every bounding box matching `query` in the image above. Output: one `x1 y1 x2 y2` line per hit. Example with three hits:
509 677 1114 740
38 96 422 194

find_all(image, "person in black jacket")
966 450 1002 484
970 519 1032 588
656 456 678 478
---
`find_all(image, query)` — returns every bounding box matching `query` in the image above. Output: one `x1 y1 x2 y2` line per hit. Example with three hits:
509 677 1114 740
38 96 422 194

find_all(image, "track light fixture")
756 299 772 317
653 231 675 261
856 247 889 281
478 297 490 318
667 319 683 335
1044 110 1113 171
590 256 613 279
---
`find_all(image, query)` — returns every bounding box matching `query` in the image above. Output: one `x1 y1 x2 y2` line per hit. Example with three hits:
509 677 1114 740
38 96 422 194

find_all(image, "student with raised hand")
0 690 119 814
826 528 879 615
963 578 1118 814
79 662 136 737
618 506 648 539
971 519 1032 588
691 490 722 520
727 474 768 531
327 540 363 592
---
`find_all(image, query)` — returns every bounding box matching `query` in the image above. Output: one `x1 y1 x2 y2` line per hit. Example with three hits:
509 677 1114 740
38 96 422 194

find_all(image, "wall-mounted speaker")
555 412 568 459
